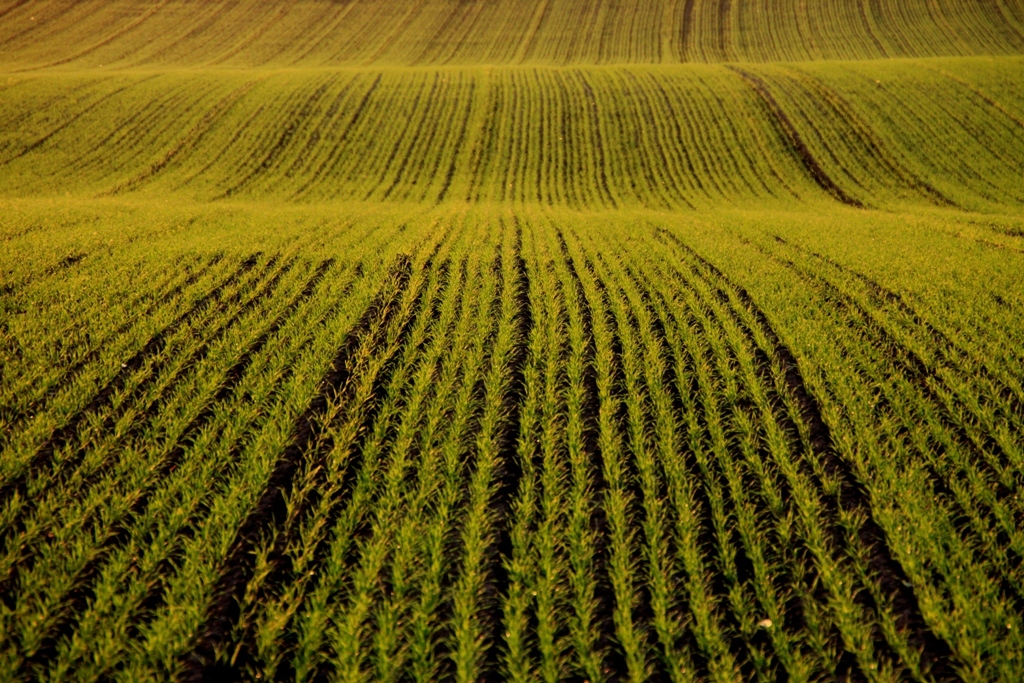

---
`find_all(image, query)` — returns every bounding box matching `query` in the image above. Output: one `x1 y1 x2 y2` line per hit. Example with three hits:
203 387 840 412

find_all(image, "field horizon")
2 2 1024 682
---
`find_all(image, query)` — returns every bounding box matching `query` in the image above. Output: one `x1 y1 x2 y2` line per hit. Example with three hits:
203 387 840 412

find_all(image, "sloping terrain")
1 2 1024 682
3 59 1024 211
1 0 1023 68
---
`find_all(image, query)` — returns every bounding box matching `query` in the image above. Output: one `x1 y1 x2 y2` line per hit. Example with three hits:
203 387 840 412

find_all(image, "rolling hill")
1 2 1023 682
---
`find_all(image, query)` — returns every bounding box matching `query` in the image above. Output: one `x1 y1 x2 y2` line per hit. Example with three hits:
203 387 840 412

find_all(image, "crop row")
2 0 1023 69
0 210 429 679
2 202 1023 680
2 59 1023 211
679 216 1024 681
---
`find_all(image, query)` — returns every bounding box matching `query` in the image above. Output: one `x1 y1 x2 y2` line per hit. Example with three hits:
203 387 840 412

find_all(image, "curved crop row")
1 0 1023 69
2 59 1022 212
1 202 1023 679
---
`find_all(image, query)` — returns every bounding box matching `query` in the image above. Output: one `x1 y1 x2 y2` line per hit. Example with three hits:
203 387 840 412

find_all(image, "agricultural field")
1 1 1024 682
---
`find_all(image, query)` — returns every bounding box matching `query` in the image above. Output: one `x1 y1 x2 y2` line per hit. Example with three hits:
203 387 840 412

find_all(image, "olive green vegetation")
3 58 1024 210
1 2 1023 682
2 0 1024 67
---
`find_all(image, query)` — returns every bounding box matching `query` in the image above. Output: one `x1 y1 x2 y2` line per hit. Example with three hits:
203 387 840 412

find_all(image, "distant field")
2 2 1024 682
2 0 1024 67
3 58 1024 211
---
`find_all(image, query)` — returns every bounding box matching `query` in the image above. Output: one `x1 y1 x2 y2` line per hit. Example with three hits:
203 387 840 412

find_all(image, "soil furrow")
772 234 1024 422
570 243 638 682
727 66 864 207
0 253 219 433
221 78 337 198
73 261 363 677
657 228 957 678
549 229 612 679
178 253 424 681
482 219 534 682
0 255 286 613
0 254 262 511
764 236 1022 500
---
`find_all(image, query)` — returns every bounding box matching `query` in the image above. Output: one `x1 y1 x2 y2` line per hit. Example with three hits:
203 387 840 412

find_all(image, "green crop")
1 2 1023 682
